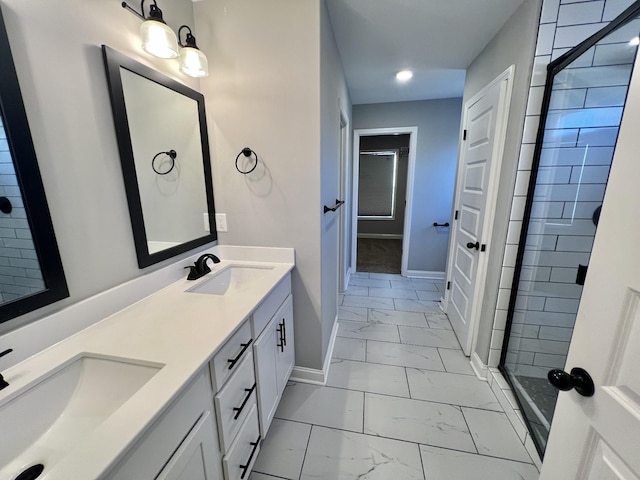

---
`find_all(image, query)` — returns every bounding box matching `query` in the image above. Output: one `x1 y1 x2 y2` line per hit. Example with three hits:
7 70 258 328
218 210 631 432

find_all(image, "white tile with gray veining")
364 393 476 453
407 368 502 411
338 305 368 322
368 308 428 327
366 340 444 371
333 337 367 361
394 298 443 313
300 426 425 480
252 418 311 479
369 287 419 299
438 348 475 375
399 325 461 349
338 320 400 342
420 445 539 480
343 294 396 309
328 358 410 397
425 314 453 330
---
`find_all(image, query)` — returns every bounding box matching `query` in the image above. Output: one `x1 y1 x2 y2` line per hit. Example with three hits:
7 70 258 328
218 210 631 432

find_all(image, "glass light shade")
179 47 209 77
140 20 179 59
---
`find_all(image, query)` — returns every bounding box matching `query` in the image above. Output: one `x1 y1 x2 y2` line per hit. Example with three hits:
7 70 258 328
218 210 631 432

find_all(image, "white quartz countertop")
0 246 294 479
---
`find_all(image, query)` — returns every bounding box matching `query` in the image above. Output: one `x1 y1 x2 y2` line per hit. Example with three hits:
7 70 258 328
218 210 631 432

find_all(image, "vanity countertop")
0 246 294 480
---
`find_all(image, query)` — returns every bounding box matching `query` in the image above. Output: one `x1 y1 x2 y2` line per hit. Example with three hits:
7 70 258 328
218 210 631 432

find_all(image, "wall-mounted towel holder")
324 199 344 213
433 222 450 227
235 147 258 174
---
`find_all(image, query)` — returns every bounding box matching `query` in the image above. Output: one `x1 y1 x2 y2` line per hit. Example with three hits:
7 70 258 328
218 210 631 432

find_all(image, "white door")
539 48 640 480
447 69 512 355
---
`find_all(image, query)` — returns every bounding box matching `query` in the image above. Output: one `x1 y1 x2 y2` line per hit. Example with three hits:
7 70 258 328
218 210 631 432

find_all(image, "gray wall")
195 0 351 371
353 99 462 273
459 0 542 363
0 0 209 336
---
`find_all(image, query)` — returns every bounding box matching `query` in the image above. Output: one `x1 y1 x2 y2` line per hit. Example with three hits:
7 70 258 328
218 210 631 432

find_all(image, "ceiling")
325 0 526 105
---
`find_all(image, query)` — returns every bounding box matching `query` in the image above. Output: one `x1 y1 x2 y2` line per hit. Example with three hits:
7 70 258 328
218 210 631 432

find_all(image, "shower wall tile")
536 23 557 55
569 165 611 184
557 1 605 26
556 235 594 252
532 55 552 86
550 266 579 283
533 352 567 367
541 0 561 23
603 0 637 20
554 23 607 48
538 326 574 341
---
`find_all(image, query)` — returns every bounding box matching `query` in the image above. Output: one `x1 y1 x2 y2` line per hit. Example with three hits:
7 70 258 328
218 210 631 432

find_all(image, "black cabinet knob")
548 367 595 397
466 241 480 250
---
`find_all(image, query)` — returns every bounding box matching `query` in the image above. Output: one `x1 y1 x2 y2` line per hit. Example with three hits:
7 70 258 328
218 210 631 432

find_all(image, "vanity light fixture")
396 70 413 82
178 25 209 78
122 1 179 59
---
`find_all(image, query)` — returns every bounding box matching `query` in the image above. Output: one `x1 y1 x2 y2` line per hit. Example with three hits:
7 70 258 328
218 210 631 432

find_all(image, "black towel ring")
152 150 177 175
235 147 258 174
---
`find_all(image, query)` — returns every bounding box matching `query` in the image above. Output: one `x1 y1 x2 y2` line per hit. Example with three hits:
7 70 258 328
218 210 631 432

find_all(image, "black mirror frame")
101 45 217 269
0 6 69 324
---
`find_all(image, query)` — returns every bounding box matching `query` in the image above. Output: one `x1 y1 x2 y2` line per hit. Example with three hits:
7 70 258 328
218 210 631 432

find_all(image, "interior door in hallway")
540 39 640 480
447 71 511 356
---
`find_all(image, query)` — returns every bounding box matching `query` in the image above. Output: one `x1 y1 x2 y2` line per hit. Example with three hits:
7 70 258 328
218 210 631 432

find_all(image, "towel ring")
235 147 258 174
152 150 177 175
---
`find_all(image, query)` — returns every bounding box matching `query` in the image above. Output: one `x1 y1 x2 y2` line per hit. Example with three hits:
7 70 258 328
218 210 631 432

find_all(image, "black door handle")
548 367 595 397
466 241 480 250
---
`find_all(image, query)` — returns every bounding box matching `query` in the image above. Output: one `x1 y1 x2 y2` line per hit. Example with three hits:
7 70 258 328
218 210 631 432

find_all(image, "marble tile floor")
249 273 539 480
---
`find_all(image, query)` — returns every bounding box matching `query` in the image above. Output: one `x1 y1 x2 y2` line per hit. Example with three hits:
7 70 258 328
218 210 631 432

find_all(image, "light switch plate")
215 213 228 232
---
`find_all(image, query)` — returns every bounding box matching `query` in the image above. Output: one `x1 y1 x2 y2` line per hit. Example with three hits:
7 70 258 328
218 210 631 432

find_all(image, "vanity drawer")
211 321 253 391
215 351 257 452
252 273 291 337
223 404 261 480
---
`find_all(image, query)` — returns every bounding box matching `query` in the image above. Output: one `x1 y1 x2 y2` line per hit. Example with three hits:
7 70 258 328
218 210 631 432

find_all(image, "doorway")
351 127 417 277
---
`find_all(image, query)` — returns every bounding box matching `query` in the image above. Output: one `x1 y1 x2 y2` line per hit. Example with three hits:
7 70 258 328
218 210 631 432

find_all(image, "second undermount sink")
0 354 163 475
186 264 275 295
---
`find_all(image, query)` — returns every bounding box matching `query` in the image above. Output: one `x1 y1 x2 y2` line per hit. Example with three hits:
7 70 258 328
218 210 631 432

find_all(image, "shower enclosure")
500 2 640 457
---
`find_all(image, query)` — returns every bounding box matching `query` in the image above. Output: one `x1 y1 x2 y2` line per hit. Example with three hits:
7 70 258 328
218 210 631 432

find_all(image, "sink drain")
15 464 44 480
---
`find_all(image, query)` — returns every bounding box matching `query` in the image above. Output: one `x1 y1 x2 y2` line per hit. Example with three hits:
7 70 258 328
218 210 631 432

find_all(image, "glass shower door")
500 3 640 456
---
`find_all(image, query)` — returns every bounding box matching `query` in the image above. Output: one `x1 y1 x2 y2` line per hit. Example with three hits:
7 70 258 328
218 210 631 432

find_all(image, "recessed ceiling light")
630 36 640 46
396 70 413 81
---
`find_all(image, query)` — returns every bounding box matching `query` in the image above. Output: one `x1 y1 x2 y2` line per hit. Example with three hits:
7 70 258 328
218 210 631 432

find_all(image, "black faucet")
0 348 13 391
185 253 221 280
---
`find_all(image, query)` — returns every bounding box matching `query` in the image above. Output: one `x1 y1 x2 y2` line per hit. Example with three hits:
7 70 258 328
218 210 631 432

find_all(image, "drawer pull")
239 435 261 479
227 339 254 370
276 324 284 352
281 319 287 346
233 383 257 420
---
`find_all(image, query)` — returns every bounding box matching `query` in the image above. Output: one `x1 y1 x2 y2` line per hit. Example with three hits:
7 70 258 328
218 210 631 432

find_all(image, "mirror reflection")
102 46 217 268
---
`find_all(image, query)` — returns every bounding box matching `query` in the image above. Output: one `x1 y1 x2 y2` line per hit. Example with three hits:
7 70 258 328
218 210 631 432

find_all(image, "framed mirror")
0 6 69 324
102 46 217 268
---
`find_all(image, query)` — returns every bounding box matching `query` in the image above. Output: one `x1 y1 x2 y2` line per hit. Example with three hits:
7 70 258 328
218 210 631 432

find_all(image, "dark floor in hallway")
356 238 402 274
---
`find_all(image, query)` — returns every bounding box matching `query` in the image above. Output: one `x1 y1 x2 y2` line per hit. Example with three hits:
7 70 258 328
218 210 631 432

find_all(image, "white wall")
195 0 350 371
0 0 210 336
457 0 542 364
352 99 462 273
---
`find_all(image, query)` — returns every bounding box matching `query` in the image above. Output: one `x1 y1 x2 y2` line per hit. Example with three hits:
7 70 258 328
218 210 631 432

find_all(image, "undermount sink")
0 354 163 476
186 265 274 295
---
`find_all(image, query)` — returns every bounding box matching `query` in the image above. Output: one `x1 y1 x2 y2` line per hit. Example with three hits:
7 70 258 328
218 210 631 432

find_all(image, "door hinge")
454 210 459 220
447 281 451 291
463 129 467 140
480 244 487 252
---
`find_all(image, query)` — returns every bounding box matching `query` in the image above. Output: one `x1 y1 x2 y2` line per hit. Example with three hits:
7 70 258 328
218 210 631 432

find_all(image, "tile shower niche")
499 2 640 457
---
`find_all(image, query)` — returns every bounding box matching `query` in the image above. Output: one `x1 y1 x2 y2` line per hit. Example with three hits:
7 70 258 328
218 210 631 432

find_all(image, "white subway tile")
538 326 574 341
522 115 541 144
539 146 614 166
531 55 552 87
585 85 627 107
557 1 604 26
503 244 520 267
533 183 606 202
593 42 636 67
488 348 502 367
556 234 595 252
545 107 623 130
550 266 579 283
514 170 531 196
515 294 546 311
507 220 523 245
522 250 590 268
519 266 552 282
554 23 606 49
497 288 512 310
556 64 632 89
528 218 596 236
520 338 570 355
542 127 579 147
491 330 505 350
603 0 638 22
536 166 572 184
526 86 546 116
541 0 561 23
600 18 640 44
544 297 581 314
493 309 509 330
510 196 527 221
577 126 619 147
562 201 602 219
500 267 515 289
570 165 611 184
537 23 557 56
549 88 587 110
518 144 536 171
530 201 564 219
533 352 568 367
525 234 557 250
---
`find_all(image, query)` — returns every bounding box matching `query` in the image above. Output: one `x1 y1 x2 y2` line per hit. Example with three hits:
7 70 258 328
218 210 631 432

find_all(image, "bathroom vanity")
0 247 295 480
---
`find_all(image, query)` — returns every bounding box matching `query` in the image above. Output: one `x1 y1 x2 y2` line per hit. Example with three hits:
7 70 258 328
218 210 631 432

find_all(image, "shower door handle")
548 367 595 397
466 241 480 250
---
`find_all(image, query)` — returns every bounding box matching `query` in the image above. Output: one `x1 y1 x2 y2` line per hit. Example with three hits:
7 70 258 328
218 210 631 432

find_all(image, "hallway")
249 273 539 479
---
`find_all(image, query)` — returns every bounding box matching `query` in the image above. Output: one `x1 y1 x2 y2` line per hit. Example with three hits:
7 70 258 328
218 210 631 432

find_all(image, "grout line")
418 441 427 480
297 424 314 480
335 332 462 350
460 407 479 455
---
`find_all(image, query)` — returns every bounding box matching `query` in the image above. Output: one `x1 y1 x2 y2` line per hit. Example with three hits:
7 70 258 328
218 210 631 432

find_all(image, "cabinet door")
253 319 279 436
275 295 294 398
156 411 219 480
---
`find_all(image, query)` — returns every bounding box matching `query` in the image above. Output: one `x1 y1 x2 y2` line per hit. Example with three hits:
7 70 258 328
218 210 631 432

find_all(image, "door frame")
338 111 350 292
351 126 418 277
443 65 515 356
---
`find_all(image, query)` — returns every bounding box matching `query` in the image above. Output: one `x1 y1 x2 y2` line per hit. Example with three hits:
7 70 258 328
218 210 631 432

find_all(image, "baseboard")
470 351 489 380
406 270 446 280
290 317 339 386
357 233 403 240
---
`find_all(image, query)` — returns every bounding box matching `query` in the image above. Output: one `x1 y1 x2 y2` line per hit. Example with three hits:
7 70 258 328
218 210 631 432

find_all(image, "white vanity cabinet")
105 371 222 480
252 274 295 436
